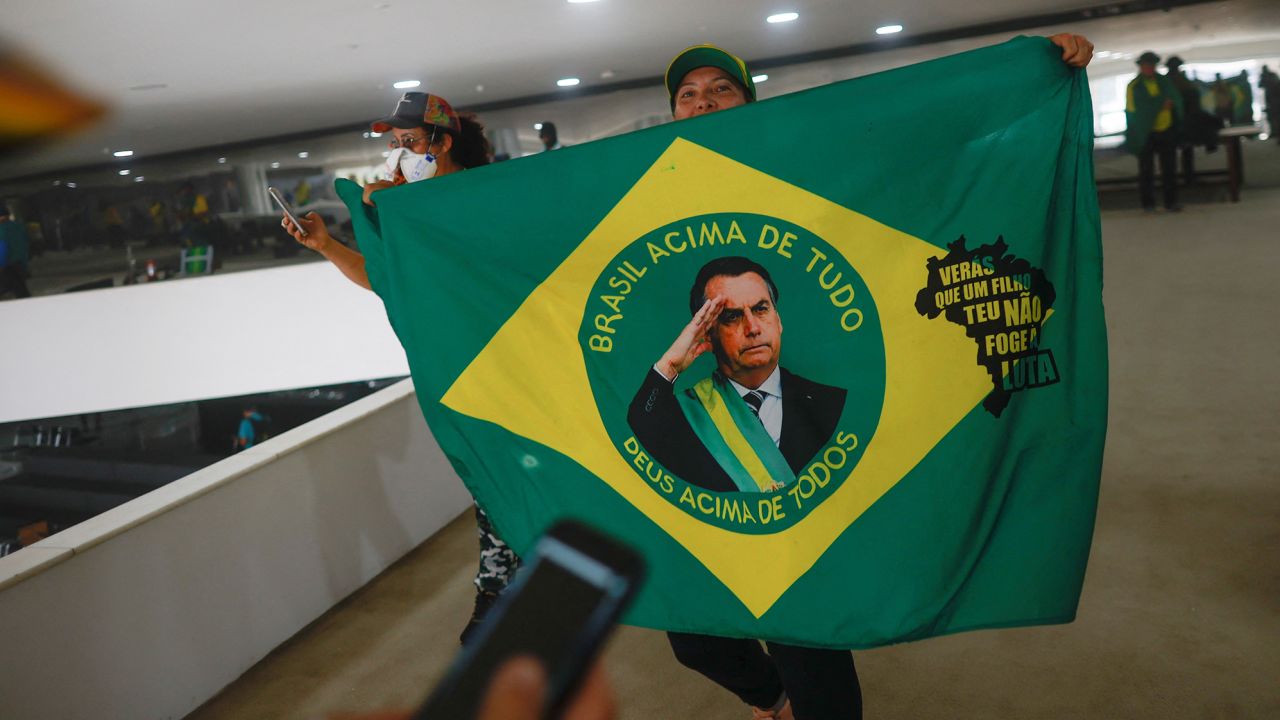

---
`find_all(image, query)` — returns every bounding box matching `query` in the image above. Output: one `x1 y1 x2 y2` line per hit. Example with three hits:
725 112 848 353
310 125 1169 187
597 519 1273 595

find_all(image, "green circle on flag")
580 212 886 534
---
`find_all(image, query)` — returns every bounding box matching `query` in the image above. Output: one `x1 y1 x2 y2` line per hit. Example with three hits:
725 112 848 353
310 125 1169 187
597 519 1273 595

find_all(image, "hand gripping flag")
338 37 1106 649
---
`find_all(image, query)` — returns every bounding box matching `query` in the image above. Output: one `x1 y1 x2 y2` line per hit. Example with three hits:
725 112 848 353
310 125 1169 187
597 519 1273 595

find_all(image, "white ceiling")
3 0 1112 179
3 0 1278 184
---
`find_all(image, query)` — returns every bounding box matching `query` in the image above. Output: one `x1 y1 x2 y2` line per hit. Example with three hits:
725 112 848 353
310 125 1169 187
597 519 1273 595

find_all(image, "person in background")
0 205 32 298
176 182 212 248
1211 72 1237 125
1262 65 1280 144
295 179 313 207
1232 70 1254 124
235 407 266 451
104 204 126 249
538 122 562 151
1165 55 1221 183
281 91 513 645
1125 51 1184 213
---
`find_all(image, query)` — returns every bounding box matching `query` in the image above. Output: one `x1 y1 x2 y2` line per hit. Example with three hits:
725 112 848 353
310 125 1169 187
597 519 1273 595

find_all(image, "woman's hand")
281 211 334 254
363 180 396 207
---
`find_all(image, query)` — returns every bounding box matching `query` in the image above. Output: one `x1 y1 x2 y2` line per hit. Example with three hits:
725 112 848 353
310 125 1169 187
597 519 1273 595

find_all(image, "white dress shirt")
727 366 783 447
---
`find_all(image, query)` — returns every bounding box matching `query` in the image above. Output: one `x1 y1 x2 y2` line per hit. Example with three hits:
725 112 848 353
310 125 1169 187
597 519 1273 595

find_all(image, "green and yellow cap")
665 44 756 110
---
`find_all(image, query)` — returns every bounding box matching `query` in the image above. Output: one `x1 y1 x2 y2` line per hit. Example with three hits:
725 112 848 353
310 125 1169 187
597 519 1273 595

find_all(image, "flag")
338 36 1106 649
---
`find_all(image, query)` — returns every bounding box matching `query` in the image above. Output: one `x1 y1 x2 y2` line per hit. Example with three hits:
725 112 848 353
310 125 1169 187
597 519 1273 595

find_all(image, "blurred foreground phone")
413 519 645 720
267 186 306 236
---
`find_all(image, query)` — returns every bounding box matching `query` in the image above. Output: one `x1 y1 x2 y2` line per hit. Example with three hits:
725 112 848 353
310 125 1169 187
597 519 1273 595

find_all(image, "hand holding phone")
477 657 615 720
268 186 307 236
414 520 644 720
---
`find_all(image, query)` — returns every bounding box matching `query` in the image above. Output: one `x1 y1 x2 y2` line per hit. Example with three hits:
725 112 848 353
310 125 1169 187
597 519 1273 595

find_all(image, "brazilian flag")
337 36 1105 648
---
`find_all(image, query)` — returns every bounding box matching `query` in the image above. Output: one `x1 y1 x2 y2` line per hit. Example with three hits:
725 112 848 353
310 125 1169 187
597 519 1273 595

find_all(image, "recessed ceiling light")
118 169 131 176
393 80 421 89
218 157 227 163
600 69 616 79
52 180 62 186
135 176 145 182
113 150 134 158
66 182 77 188
753 74 769 83
270 162 281 169
875 24 903 35
370 131 382 138
298 151 309 159
476 84 485 92
1096 50 1113 58
767 12 799 24
557 77 581 87
534 123 544 130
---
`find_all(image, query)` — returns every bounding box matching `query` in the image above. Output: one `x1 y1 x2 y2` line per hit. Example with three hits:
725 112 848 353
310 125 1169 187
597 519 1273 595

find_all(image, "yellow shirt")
1144 79 1173 132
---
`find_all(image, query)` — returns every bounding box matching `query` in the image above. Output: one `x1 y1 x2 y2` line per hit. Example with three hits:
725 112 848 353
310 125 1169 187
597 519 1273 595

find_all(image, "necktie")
744 390 766 421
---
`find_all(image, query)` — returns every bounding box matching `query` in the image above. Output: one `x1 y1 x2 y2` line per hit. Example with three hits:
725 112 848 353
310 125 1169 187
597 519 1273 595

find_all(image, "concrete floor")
186 187 1280 720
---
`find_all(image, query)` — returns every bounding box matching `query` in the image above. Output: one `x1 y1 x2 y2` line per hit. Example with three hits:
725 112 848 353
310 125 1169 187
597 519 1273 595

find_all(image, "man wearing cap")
658 34 1095 720
1125 52 1184 212
659 51 848 720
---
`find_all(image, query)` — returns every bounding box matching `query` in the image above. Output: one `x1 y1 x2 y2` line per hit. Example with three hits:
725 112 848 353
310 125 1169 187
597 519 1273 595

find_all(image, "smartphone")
413 519 645 720
267 186 307 236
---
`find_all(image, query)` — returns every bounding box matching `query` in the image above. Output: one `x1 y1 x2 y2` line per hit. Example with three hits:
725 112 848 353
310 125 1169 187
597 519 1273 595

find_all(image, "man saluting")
628 256 846 494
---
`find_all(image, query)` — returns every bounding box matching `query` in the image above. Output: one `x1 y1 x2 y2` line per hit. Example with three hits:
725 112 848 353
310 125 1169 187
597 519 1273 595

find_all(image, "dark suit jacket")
627 366 846 492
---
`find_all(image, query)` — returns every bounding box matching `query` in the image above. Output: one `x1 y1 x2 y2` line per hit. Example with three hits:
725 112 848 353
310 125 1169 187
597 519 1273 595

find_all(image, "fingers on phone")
478 657 545 720
564 662 617 720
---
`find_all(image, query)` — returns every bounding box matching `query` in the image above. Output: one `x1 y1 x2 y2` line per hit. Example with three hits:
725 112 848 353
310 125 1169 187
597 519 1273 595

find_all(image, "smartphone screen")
414 521 643 719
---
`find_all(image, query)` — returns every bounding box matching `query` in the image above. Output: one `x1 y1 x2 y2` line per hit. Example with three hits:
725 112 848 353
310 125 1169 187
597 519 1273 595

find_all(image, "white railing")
0 260 409 424
0 379 473 720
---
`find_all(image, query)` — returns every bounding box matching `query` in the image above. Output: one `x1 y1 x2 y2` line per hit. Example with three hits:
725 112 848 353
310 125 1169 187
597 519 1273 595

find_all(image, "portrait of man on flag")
628 255 847 494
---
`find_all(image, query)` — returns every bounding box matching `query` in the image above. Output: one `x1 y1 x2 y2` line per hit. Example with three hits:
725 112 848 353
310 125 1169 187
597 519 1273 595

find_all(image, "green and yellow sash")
675 373 796 493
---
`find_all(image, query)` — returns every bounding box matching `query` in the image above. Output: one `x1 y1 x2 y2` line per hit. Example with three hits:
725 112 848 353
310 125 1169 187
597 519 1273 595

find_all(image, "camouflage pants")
474 505 520 593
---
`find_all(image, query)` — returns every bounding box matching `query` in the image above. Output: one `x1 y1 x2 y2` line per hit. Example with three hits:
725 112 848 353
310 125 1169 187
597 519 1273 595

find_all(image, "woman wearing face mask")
282 91 492 290
282 92 512 644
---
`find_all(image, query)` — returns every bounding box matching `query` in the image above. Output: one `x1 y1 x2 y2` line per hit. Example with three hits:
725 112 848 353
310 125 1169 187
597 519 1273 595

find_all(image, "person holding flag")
656 33 1093 720
280 92 514 644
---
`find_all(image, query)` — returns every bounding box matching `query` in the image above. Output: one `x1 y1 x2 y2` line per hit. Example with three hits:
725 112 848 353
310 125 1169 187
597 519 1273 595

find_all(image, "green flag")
339 36 1105 649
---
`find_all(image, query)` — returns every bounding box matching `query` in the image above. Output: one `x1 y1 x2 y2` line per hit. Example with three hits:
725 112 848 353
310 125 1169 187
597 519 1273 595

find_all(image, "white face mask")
384 147 438 183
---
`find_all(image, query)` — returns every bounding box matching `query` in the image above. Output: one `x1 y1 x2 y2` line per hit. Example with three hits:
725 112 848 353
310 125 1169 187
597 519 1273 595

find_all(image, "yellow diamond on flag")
442 138 992 617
